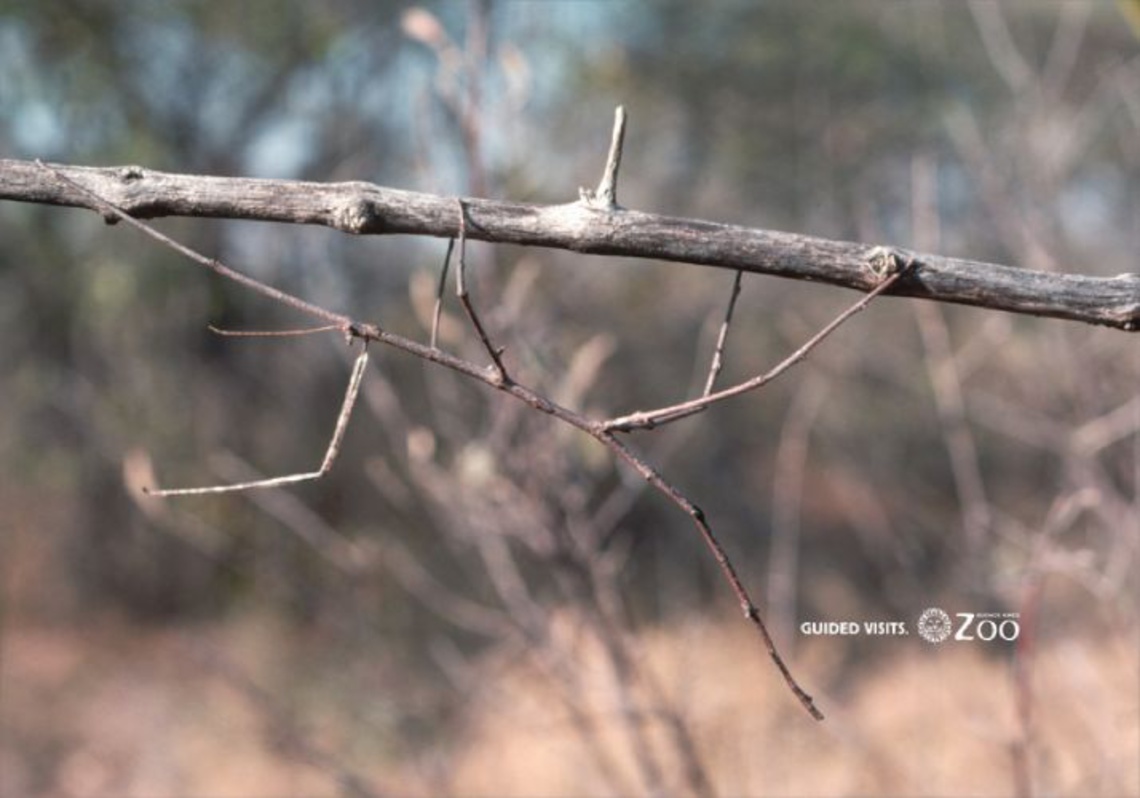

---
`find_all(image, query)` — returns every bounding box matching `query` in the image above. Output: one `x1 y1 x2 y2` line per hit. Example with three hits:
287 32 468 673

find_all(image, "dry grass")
2 484 1136 797
2 609 1134 797
449 615 1138 797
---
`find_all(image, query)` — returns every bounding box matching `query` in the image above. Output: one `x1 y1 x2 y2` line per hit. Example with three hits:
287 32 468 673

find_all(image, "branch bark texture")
2 158 1137 331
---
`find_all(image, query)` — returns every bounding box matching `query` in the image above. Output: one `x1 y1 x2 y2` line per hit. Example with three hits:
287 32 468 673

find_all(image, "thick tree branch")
2 157 1137 331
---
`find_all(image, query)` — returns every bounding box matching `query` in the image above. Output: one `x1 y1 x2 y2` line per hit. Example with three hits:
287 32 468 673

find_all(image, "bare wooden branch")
4 157 1136 331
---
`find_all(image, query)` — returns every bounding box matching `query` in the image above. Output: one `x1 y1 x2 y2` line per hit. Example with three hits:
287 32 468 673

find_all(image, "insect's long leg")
145 347 370 497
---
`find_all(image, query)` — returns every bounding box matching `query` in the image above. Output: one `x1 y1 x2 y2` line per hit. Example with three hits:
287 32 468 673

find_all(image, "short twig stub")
579 105 627 211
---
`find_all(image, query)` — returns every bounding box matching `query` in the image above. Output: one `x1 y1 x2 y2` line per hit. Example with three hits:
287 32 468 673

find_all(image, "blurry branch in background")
2 155 1138 331
907 155 991 564
907 10 1140 792
767 376 827 650
1121 0 1140 40
954 0 1140 590
211 450 516 639
401 3 491 197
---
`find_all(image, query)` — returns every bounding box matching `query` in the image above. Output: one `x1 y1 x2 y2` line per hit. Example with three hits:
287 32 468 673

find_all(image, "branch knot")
118 165 145 182
335 197 379 234
865 246 918 284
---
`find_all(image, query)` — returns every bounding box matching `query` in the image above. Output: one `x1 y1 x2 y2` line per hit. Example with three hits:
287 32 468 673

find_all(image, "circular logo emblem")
917 608 953 643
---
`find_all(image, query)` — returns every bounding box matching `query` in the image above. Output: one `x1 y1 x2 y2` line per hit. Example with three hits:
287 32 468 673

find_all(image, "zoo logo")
917 607 953 643
917 607 1022 644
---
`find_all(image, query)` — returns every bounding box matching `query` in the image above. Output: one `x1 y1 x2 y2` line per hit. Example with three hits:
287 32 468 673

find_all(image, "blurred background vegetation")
1 2 1137 796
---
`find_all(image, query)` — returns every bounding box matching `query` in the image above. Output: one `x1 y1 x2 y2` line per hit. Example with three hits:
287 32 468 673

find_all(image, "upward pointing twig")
704 270 744 396
580 105 627 210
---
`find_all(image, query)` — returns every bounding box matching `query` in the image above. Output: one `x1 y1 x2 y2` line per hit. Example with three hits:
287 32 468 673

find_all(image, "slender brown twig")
208 323 343 338
455 197 509 382
430 238 455 349
703 269 744 396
